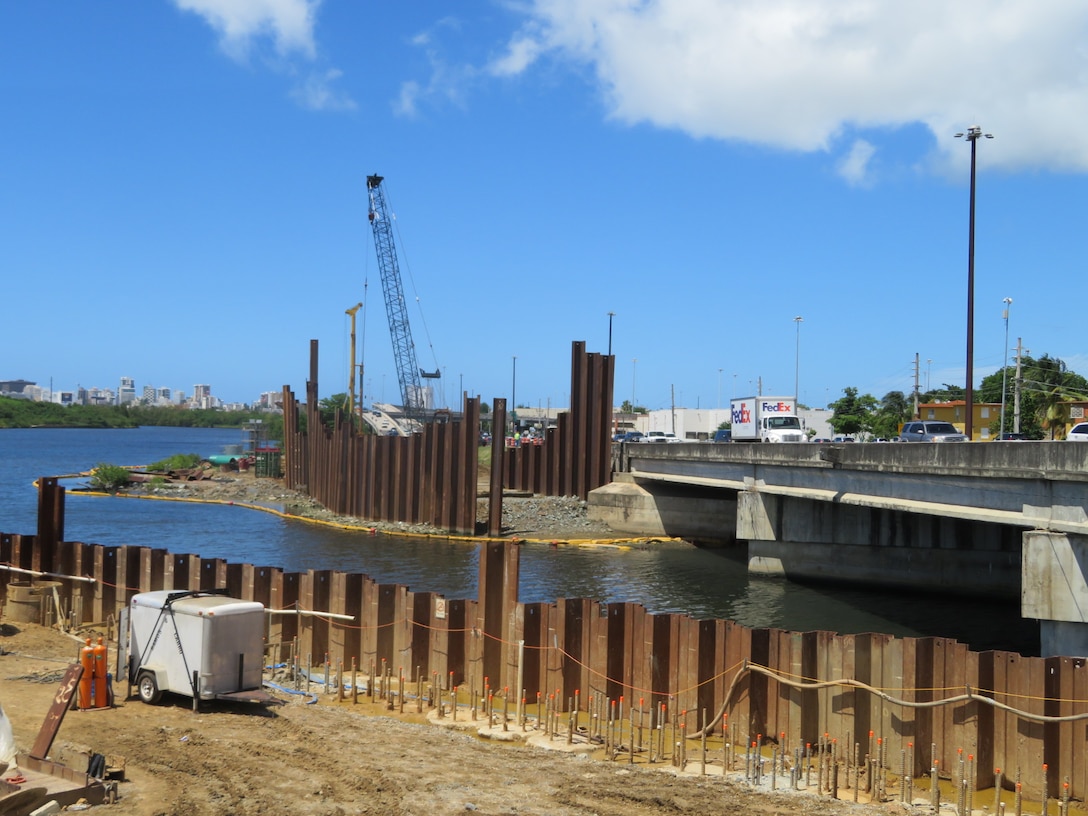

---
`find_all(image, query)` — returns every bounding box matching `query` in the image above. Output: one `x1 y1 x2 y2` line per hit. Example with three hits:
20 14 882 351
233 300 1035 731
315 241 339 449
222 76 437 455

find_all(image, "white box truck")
126 589 269 706
729 396 805 442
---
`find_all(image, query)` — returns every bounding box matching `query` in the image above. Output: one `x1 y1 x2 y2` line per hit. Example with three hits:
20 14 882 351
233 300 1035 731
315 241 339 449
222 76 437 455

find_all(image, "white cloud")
290 68 357 112
396 81 422 118
174 0 319 60
395 18 476 116
488 34 543 77
838 139 876 186
496 0 1088 173
173 0 358 112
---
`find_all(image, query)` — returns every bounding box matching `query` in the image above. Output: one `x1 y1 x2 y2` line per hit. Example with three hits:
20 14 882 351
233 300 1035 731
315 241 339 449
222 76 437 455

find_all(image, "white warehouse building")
626 407 834 441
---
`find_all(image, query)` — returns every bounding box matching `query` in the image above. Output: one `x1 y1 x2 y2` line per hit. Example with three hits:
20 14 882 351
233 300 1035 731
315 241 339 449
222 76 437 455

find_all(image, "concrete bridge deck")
589 441 1088 657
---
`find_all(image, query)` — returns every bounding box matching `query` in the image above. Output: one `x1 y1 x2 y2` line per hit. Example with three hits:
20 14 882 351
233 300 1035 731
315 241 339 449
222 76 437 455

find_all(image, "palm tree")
1030 355 1070 439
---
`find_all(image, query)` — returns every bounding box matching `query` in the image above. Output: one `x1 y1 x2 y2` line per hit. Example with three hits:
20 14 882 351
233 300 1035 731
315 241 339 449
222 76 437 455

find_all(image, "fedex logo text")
759 401 793 413
731 404 751 424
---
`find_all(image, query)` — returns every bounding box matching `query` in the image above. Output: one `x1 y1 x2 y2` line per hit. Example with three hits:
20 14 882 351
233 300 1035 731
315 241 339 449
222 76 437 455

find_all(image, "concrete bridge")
589 441 1088 657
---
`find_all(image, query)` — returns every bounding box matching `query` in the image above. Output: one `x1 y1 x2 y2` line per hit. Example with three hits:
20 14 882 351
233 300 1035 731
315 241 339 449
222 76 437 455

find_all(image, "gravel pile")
128 471 616 540
487 495 614 538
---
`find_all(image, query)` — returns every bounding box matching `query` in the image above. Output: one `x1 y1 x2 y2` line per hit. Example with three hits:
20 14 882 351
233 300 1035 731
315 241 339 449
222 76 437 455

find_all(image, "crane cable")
384 185 444 389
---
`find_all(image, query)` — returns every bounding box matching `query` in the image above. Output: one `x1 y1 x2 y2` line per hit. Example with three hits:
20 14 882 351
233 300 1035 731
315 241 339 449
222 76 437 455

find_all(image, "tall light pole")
511 355 517 437
631 358 637 408
793 316 803 407
1000 297 1012 437
955 125 993 439
607 311 615 356
926 359 932 393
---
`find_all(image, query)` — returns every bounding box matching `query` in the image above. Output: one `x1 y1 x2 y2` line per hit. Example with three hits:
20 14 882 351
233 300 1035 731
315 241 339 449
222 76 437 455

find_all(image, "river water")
0 426 1039 655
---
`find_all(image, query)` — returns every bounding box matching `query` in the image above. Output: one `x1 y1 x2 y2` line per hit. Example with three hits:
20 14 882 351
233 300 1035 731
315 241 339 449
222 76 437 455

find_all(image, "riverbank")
115 467 623 542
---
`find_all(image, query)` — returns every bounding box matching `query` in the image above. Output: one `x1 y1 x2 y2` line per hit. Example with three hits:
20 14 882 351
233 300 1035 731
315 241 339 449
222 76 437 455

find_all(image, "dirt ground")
0 623 901 816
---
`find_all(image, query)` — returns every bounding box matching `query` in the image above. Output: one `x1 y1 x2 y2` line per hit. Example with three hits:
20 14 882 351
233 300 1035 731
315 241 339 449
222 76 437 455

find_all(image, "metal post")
1013 338 1024 434
955 125 993 440
794 316 803 407
1000 298 1012 437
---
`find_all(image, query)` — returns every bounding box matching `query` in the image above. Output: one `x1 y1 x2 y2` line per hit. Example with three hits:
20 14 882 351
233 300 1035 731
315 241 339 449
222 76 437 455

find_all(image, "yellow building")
914 401 1002 441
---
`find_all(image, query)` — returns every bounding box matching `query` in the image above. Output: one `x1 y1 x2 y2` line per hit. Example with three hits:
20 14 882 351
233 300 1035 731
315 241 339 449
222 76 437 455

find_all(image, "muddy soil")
1 623 898 816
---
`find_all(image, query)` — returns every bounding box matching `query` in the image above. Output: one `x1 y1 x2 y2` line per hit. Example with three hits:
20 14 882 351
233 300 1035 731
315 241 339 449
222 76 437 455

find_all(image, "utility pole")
345 302 363 423
1014 337 1024 434
954 125 994 440
670 384 677 435
1000 297 1012 437
913 353 920 418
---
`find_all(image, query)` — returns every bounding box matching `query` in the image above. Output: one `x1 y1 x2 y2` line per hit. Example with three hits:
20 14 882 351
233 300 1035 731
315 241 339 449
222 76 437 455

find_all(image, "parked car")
993 432 1027 441
831 436 856 443
811 437 832 444
898 421 969 443
712 429 732 443
1066 423 1088 441
619 431 645 443
645 430 682 443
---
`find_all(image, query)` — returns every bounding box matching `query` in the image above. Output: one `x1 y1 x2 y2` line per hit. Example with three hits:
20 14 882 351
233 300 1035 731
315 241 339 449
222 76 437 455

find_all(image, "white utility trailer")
126 589 270 706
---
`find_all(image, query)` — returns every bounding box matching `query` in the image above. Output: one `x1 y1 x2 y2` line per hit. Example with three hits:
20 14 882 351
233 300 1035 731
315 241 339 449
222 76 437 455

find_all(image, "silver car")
898 421 969 442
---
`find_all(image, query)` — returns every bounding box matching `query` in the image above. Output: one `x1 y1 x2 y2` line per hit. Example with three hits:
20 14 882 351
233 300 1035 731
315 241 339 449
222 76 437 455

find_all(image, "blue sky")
3 1 1087 412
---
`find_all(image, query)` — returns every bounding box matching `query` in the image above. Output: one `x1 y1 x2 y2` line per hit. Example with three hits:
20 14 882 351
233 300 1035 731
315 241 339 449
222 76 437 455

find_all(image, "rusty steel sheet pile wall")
503 341 614 500
279 339 481 535
4 520 1088 800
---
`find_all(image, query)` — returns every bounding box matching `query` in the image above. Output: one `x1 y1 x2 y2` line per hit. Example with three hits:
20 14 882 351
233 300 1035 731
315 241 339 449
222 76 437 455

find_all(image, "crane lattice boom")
366 174 428 425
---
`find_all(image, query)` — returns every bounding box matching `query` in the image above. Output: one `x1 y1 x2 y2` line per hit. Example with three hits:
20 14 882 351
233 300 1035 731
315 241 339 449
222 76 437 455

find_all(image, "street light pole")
607 311 615 357
1000 297 1012 437
511 355 517 438
955 125 993 440
793 316 803 407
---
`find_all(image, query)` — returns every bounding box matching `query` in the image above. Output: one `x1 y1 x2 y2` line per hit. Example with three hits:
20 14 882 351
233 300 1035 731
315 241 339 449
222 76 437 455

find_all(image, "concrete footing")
587 475 737 544
1023 530 1088 657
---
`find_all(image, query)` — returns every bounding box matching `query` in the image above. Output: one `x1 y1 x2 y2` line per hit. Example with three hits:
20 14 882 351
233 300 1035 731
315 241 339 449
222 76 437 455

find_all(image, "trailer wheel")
137 671 162 704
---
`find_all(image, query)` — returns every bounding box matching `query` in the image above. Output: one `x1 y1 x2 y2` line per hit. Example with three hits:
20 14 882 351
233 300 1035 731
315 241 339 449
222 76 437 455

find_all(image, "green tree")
318 394 348 432
921 383 965 404
1023 355 1086 439
871 391 911 439
828 387 878 437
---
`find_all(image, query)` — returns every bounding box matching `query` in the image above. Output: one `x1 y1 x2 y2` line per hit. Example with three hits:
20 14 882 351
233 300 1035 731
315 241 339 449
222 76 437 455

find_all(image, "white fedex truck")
729 396 805 442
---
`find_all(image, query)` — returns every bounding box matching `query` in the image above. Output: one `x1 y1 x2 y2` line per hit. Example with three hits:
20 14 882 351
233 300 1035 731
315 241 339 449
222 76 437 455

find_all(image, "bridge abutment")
588 475 738 543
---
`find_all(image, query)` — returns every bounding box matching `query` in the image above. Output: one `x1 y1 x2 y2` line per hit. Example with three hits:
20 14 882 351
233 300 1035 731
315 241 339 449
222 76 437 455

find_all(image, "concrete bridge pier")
1022 530 1088 657
738 490 1023 600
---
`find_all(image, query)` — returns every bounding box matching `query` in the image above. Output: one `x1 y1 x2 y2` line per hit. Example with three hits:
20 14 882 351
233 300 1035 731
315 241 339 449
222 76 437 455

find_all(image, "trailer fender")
135 666 167 704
